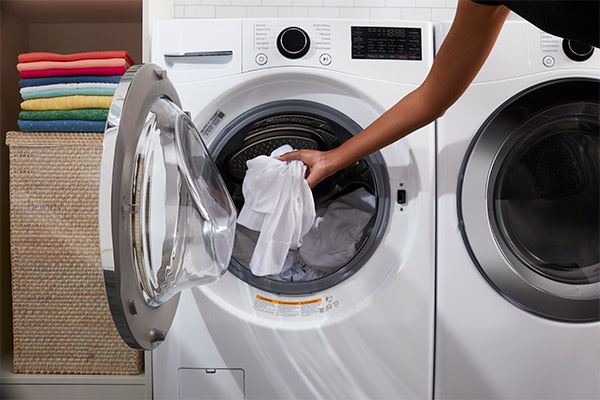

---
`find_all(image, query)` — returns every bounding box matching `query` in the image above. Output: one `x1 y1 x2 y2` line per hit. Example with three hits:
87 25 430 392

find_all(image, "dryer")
99 19 436 399
435 21 600 399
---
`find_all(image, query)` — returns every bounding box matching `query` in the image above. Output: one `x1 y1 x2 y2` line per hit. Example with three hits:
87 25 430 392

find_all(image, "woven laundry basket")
6 131 143 375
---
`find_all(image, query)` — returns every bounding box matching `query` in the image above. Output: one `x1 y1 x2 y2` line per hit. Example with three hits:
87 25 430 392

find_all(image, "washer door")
99 64 236 350
459 78 599 322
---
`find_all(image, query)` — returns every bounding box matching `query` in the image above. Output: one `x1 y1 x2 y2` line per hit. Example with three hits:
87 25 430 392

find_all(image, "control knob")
277 27 310 59
562 39 594 62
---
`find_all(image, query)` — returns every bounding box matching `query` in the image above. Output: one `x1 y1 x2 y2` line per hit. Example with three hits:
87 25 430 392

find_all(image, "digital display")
352 27 422 60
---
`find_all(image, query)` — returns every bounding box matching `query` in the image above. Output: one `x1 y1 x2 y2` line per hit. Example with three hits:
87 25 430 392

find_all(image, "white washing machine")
435 21 600 399
99 19 436 399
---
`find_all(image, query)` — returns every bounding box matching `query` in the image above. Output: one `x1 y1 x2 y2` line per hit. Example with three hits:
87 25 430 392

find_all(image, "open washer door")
99 64 237 350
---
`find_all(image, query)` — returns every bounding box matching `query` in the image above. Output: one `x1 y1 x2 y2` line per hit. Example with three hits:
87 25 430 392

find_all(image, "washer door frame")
458 78 600 322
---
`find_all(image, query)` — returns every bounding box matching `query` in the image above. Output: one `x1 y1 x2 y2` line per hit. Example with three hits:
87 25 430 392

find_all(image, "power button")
542 55 555 68
255 53 268 66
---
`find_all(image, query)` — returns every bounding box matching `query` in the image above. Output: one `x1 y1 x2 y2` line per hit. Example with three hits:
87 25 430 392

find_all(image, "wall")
172 0 459 20
0 9 28 357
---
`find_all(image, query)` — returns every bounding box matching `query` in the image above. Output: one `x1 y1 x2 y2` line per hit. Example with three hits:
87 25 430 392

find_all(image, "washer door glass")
99 64 236 350
459 78 600 322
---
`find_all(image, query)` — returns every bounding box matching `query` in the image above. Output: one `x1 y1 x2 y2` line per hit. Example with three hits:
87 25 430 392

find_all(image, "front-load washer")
99 19 436 399
435 21 600 399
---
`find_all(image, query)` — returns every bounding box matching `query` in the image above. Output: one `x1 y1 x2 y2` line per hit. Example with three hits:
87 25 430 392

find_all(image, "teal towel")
19 109 109 121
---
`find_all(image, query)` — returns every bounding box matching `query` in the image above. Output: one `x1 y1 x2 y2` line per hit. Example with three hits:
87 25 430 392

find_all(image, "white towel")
237 145 316 276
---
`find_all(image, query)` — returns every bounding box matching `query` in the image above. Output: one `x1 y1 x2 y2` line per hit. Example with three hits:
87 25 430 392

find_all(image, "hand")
277 149 335 189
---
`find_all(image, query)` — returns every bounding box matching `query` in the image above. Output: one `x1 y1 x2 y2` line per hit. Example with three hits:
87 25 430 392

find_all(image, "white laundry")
270 251 326 282
300 187 376 272
237 145 316 276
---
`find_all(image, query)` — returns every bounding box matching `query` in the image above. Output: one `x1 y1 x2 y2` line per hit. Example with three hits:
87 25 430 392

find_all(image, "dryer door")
459 78 599 322
99 64 237 350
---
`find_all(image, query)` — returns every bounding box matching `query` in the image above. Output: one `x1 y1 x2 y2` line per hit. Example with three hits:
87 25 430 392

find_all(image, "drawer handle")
164 51 233 58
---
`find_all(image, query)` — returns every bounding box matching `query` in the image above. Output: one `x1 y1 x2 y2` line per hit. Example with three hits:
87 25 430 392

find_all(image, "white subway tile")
246 6 279 16
164 0 463 21
308 7 340 17
293 0 324 6
431 7 455 21
231 0 261 5
174 5 186 17
385 0 415 7
216 6 247 16
200 0 231 5
400 7 432 19
324 0 354 6
262 0 293 5
356 0 385 7
370 7 402 19
184 5 217 17
277 6 310 17
339 7 371 18
416 0 445 7
175 0 201 5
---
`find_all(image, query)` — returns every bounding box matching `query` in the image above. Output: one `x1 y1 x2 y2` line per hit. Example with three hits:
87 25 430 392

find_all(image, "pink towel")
18 51 135 65
20 66 128 78
17 58 132 72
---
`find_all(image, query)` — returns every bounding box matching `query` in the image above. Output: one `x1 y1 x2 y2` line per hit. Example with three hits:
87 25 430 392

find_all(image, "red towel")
18 51 135 66
17 58 132 72
20 66 128 78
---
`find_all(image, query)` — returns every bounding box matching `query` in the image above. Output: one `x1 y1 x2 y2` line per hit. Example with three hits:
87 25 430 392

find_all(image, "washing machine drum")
211 101 388 295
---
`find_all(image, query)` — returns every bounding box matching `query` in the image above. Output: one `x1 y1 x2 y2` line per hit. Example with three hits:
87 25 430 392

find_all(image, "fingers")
275 150 302 162
275 150 323 189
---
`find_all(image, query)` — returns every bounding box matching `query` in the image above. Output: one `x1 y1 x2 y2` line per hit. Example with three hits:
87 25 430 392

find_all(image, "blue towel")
22 87 117 99
17 119 106 133
19 75 122 87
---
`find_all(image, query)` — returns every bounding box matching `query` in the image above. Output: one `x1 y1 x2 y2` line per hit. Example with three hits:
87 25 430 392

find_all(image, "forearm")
324 88 436 173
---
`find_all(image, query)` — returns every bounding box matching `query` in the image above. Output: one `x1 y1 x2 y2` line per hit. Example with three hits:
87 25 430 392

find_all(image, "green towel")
19 108 109 121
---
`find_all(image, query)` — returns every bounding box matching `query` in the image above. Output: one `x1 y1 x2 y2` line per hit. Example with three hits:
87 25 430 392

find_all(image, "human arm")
278 0 510 188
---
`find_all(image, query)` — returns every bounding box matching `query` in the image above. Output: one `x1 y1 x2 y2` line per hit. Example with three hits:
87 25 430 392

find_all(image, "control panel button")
255 53 268 65
277 27 310 59
319 53 332 65
542 55 555 68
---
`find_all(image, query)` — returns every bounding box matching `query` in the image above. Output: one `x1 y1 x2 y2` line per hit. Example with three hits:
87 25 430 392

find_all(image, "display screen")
351 27 422 60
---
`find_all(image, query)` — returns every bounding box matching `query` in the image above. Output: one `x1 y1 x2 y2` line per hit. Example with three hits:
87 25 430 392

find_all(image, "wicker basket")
7 131 143 375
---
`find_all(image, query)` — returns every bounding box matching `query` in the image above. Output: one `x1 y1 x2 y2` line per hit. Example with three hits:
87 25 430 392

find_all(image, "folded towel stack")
16 51 135 132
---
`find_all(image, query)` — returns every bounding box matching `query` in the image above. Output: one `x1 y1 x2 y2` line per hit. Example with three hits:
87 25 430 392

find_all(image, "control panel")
242 20 432 83
152 19 433 85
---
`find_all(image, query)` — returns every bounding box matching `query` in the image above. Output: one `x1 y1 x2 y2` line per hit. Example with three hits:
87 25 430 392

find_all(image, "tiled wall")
173 0 459 21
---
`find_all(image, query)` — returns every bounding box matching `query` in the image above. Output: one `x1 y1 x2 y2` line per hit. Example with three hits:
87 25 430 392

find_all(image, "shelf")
1 0 141 23
1 354 150 400
1 355 146 385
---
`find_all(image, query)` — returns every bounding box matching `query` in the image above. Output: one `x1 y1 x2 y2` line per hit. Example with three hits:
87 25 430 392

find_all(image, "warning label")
200 109 225 137
254 295 340 317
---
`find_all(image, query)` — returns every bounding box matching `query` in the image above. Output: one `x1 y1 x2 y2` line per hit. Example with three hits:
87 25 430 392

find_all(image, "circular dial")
562 39 594 62
277 27 310 59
